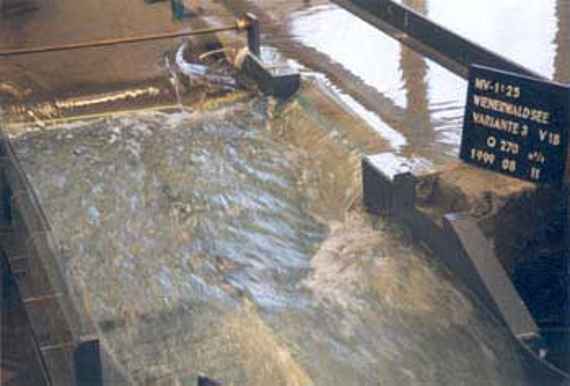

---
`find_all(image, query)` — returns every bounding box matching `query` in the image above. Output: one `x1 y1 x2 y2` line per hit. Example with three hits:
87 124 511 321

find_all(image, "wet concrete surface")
0 0 230 98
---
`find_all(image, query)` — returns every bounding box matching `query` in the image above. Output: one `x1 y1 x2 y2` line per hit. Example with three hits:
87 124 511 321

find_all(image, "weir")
1 1 569 385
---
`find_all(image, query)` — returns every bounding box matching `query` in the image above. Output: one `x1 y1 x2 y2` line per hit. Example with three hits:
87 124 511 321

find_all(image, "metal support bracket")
243 13 261 57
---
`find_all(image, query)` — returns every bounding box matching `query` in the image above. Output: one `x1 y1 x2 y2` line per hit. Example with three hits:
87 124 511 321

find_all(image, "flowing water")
5 98 528 385
3 0 570 385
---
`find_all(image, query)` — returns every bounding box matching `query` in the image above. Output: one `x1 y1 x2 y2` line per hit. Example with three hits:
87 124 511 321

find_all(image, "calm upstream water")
283 0 570 163
7 98 528 385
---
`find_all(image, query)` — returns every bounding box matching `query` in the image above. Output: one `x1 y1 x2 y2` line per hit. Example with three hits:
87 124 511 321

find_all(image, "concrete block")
240 52 300 99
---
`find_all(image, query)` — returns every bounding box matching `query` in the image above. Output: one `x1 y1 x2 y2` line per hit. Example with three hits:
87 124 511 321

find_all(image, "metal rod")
330 0 544 80
0 25 241 57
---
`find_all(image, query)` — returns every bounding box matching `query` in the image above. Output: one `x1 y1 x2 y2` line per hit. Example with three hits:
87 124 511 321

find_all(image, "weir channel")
0 1 569 386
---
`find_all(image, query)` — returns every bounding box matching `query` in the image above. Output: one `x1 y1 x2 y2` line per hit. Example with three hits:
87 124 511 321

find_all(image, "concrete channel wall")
0 126 143 385
362 155 570 385
0 133 83 385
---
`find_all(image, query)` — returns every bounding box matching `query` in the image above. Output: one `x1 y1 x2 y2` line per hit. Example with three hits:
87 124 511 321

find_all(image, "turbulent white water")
6 98 529 385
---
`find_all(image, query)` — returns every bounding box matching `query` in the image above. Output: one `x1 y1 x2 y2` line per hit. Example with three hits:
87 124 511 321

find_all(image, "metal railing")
0 13 260 58
330 0 544 80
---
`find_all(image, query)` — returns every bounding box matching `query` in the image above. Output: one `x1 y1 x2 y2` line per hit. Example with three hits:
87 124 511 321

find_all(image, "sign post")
461 65 570 331
460 65 570 185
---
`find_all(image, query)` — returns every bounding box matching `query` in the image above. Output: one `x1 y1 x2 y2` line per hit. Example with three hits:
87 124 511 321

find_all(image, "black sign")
460 65 570 185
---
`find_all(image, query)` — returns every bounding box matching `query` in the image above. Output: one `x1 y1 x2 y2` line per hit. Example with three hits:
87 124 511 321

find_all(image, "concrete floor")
0 0 216 98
